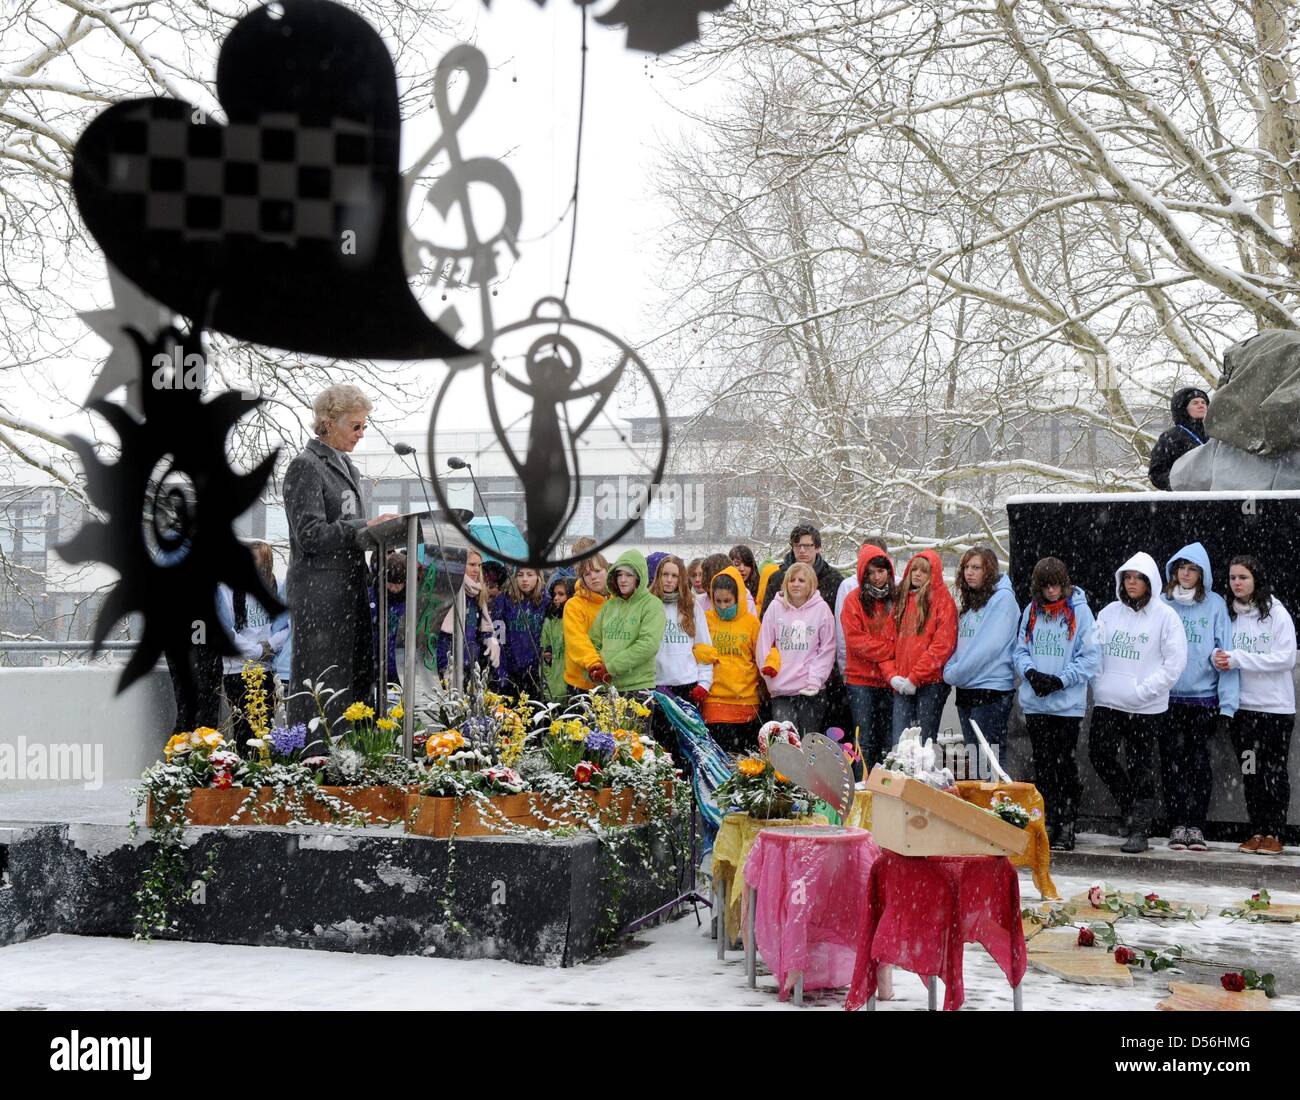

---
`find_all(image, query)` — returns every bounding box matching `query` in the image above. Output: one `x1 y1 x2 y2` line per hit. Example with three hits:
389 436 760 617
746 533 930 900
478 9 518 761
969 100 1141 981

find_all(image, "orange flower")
737 757 765 778
775 771 791 784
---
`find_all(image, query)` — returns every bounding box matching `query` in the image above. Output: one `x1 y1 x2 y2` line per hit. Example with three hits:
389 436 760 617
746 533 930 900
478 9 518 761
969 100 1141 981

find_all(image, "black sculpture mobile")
484 0 734 53
59 324 282 700
60 0 680 700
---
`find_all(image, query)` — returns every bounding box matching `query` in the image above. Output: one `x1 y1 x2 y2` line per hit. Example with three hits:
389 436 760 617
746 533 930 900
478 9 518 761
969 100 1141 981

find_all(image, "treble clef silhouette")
405 44 522 346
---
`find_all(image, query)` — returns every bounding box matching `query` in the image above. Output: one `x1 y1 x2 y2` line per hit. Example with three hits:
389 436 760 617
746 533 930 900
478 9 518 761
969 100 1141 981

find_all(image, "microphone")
393 442 416 456
445 457 503 557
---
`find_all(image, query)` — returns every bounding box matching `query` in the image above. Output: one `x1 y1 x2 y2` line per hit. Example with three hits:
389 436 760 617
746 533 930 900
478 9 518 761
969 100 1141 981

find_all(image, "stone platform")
0 782 686 966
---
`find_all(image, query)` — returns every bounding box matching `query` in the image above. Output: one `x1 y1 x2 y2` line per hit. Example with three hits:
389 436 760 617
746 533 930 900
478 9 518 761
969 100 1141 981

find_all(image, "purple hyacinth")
270 723 307 756
584 730 616 761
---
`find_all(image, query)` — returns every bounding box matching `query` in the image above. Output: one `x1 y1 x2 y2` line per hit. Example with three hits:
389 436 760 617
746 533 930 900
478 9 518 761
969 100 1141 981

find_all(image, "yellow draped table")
712 812 828 943
954 781 1059 900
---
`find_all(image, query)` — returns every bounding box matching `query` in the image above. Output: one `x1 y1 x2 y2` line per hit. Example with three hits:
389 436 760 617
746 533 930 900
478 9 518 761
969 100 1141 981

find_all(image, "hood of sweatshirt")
1113 551 1164 603
1170 386 1209 438
608 548 650 602
903 548 946 592
856 543 894 588
711 565 752 616
1164 541 1213 592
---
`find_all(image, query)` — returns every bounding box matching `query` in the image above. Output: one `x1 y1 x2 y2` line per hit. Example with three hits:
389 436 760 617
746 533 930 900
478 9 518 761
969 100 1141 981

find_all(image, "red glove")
761 664 778 678
589 663 611 684
689 684 709 706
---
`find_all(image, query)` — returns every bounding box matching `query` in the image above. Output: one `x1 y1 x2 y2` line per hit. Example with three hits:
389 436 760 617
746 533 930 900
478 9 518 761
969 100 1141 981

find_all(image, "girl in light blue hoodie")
944 548 1020 769
1013 557 1100 851
1160 543 1238 852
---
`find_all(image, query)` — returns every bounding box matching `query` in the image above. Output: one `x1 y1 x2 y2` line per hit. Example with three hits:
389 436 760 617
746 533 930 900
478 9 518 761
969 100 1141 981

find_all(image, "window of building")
643 493 675 539
567 495 595 538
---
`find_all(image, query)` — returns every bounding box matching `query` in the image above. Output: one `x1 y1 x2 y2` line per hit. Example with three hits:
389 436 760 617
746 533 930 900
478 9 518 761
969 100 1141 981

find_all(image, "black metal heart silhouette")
71 0 467 361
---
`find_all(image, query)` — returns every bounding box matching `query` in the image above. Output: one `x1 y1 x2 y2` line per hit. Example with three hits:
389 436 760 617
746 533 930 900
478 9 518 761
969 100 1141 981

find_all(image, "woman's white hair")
312 384 373 437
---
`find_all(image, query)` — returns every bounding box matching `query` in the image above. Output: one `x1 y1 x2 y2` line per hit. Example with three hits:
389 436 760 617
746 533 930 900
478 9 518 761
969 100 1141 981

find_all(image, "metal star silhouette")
78 264 172 415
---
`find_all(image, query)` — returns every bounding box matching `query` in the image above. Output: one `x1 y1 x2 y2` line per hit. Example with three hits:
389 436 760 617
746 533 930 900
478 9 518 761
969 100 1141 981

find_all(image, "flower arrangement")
881 727 955 789
988 795 1038 829
714 725 810 819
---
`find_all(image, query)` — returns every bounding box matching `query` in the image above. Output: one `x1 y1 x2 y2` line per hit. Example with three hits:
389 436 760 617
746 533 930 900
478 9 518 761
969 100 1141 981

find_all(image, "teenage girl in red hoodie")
840 543 897 767
889 550 958 742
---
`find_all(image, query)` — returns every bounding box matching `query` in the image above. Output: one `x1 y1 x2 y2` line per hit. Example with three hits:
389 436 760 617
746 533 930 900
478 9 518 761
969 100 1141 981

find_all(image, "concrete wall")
0 667 174 793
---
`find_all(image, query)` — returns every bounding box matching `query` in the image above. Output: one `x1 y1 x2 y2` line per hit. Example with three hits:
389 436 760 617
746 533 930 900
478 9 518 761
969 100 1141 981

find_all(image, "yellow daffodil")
343 701 375 722
376 718 397 732
389 703 404 720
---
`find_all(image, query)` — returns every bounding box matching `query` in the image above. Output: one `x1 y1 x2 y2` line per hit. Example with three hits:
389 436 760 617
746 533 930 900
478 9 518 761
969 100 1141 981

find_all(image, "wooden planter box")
865 768 1029 857
145 787 291 827
404 781 674 838
298 785 409 825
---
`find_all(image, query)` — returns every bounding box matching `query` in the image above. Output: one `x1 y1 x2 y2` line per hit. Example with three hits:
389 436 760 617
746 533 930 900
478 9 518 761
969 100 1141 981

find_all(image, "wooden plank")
1157 982 1271 1012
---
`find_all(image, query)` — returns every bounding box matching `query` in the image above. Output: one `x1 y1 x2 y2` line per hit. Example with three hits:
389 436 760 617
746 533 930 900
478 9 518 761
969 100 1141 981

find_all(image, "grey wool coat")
283 437 375 739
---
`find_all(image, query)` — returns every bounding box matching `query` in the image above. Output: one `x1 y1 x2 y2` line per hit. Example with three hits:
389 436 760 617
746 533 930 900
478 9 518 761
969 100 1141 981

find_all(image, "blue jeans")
891 681 951 743
957 691 1014 780
847 684 894 768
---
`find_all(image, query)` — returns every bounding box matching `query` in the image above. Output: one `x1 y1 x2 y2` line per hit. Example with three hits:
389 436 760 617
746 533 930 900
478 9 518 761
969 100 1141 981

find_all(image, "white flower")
246 738 266 749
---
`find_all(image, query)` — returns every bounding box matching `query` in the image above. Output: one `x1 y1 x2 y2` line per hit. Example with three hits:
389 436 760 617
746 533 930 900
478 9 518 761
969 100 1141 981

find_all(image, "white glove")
799 685 819 696
890 676 916 696
486 635 501 670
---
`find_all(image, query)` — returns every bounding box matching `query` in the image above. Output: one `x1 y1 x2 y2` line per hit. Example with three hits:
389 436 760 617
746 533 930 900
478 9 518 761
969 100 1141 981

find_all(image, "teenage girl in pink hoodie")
757 562 837 734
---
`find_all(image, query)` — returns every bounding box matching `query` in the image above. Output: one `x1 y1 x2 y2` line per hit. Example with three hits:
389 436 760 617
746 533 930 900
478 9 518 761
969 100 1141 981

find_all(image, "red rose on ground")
1144 892 1160 902
1113 946 1136 965
1220 973 1246 993
1251 893 1261 901
1077 927 1096 947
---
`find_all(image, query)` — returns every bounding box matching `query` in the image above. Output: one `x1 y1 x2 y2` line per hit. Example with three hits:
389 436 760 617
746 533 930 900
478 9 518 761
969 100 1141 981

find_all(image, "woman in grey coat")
283 384 396 741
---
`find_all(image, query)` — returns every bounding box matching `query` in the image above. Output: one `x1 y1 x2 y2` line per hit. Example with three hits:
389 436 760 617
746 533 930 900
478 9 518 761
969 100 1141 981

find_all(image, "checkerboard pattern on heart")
106 102 376 244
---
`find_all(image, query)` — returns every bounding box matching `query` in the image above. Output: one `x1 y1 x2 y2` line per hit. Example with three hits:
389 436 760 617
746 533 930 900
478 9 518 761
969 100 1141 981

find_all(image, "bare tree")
651 0 1300 564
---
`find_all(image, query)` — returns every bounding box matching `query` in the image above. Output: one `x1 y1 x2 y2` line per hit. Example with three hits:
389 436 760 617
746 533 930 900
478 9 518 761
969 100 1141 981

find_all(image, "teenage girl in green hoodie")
588 549 667 692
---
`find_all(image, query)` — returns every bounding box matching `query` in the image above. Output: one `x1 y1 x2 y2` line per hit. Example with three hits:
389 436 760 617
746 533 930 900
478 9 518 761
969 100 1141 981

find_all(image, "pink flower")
1220 973 1246 993
1087 885 1104 908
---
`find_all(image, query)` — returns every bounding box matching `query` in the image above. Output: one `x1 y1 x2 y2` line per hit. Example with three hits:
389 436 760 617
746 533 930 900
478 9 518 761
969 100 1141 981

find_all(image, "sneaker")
1238 834 1264 853
1185 828 1208 852
1168 826 1189 851
1257 835 1284 855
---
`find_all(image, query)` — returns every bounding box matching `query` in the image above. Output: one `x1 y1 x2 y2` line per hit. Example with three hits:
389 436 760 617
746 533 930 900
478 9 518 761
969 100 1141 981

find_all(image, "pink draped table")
742 825 882 1003
844 851 1027 1012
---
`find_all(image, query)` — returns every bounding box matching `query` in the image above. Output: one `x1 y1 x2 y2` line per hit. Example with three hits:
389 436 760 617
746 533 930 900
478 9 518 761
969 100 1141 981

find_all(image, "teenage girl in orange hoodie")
840 543 897 767
889 549 958 742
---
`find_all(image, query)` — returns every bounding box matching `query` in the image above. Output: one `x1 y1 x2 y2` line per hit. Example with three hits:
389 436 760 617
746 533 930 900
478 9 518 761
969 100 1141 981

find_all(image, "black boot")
1121 804 1151 853
1046 822 1059 848
1052 822 1076 852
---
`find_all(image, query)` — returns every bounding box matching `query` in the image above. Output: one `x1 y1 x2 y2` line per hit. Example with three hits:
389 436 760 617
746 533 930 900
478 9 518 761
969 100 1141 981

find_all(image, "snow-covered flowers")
757 721 800 754
584 730 616 763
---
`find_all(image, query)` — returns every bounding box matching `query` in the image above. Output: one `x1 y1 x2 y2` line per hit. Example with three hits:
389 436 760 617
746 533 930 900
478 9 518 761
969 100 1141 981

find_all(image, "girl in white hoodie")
1088 552 1187 853
1214 556 1296 855
649 555 713 742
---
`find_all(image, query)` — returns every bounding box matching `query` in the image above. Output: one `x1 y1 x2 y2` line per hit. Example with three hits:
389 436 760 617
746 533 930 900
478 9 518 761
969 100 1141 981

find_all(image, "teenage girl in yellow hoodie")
698 565 762 753
563 552 608 694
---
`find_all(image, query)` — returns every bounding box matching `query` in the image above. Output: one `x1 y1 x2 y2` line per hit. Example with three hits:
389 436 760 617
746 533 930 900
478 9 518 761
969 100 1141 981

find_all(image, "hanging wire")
559 6 589 310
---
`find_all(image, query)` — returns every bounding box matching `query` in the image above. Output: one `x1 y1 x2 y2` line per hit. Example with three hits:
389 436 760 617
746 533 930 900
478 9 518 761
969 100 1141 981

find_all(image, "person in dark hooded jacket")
1148 386 1209 490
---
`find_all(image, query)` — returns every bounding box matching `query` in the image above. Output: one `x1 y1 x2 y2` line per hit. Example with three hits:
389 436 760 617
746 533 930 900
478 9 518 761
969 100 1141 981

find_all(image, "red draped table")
742 825 882 1003
844 850 1026 1012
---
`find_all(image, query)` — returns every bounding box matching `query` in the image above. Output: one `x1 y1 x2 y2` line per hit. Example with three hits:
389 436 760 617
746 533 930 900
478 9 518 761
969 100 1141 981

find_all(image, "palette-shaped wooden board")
1157 982 1271 1012
1027 930 1134 986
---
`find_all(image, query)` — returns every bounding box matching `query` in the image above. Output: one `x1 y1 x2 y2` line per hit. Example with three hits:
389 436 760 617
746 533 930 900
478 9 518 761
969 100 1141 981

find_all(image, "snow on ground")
1 868 1296 1011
